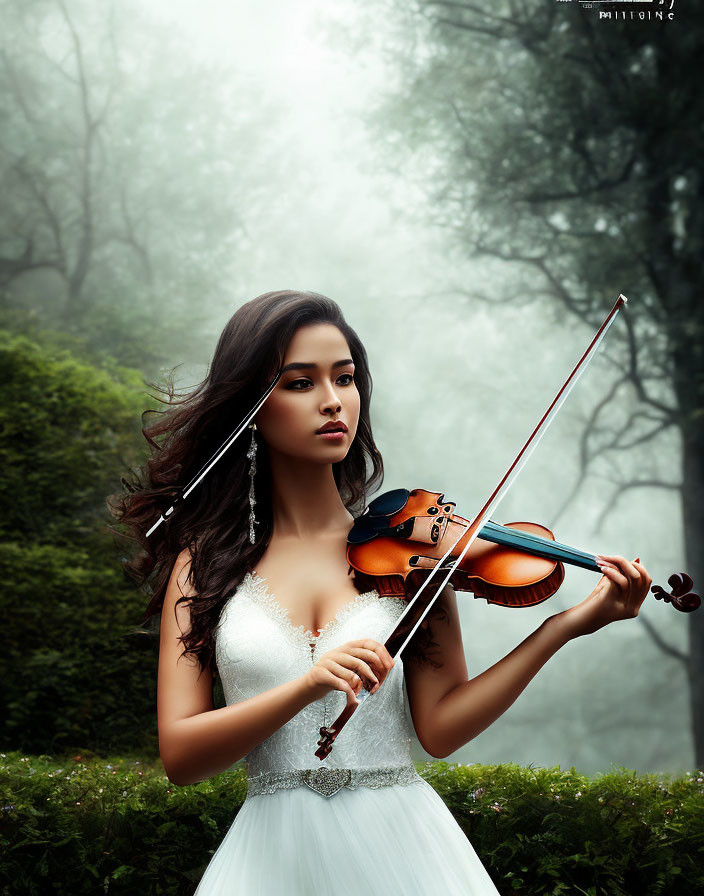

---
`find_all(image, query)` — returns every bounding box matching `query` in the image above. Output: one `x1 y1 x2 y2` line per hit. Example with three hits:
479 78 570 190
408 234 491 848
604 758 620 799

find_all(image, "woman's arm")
158 550 316 786
405 555 651 759
162 679 314 787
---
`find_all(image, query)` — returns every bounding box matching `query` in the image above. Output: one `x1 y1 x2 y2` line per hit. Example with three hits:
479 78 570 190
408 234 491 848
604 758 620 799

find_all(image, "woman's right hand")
302 638 395 709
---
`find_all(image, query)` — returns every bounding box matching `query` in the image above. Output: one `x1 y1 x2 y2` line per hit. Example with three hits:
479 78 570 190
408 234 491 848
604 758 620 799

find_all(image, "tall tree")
370 1 704 761
0 0 279 369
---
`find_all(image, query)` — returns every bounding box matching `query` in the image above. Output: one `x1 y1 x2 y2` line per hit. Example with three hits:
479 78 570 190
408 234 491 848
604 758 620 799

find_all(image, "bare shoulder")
160 546 206 663
403 584 468 758
167 546 199 623
158 547 214 777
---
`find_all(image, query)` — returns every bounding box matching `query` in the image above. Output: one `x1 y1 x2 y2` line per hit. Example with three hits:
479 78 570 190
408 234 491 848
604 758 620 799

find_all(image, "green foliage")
0 538 159 754
0 326 147 543
420 761 704 895
0 325 173 756
0 751 245 895
0 754 702 896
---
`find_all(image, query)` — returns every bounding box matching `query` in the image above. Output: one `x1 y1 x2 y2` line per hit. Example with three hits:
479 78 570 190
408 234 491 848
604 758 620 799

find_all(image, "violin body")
348 488 565 607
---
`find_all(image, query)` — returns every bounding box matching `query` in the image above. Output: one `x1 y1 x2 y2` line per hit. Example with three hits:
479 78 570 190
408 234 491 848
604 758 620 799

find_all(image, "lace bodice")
214 572 415 777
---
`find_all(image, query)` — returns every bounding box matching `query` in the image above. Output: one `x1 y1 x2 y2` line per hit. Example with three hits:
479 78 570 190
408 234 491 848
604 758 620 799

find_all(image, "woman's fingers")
326 662 364 704
329 659 378 692
314 665 359 705
595 553 643 591
596 559 628 591
345 640 394 690
334 650 380 687
633 559 652 590
594 554 652 619
307 639 395 707
596 553 640 580
346 646 390 680
350 638 395 672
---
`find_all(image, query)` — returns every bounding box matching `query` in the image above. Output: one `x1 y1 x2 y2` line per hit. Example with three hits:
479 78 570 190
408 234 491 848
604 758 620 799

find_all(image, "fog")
5 0 691 774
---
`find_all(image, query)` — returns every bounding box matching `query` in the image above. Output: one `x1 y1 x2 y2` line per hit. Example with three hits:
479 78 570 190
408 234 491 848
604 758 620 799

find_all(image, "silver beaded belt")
246 764 423 798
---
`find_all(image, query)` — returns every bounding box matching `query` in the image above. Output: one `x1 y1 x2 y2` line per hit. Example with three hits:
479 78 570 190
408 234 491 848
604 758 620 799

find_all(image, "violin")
347 487 700 613
313 487 700 759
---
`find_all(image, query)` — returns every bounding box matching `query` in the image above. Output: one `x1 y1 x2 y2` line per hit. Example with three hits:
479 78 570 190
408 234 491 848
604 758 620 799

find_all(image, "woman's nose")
320 383 342 413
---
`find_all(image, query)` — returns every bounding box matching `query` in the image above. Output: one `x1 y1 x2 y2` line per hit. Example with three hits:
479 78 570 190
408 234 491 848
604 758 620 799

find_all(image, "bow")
314 295 630 758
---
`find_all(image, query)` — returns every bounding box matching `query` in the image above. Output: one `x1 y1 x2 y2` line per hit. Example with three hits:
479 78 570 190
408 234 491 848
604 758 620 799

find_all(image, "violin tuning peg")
668 573 683 592
674 591 701 613
652 573 701 613
680 573 694 593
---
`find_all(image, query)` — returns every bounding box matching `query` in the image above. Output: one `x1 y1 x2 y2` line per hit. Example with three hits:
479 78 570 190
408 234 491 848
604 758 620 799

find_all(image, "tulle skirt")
194 776 501 895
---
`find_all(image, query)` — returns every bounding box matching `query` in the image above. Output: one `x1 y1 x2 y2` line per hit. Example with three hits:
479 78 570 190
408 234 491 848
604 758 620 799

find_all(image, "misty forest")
1 0 702 893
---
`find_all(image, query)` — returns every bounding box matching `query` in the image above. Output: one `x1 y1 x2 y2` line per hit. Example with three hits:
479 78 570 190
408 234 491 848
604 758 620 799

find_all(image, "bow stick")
314 294 629 759
145 370 283 538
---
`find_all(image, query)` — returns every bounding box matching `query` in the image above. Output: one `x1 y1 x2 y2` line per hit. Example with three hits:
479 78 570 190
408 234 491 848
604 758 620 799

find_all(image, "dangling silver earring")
247 423 258 544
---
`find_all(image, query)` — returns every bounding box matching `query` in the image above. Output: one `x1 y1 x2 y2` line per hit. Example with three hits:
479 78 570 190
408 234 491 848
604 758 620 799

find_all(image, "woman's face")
254 323 360 463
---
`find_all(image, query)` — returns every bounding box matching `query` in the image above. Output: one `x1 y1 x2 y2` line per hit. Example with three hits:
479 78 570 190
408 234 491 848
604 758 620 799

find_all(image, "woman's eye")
287 373 354 390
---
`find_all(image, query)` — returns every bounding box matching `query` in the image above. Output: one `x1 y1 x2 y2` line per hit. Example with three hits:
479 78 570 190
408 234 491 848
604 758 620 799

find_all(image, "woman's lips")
316 430 346 440
316 421 348 436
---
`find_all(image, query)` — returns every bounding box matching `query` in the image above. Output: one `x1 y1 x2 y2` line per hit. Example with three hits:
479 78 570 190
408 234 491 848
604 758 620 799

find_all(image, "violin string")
483 522 597 566
393 523 470 656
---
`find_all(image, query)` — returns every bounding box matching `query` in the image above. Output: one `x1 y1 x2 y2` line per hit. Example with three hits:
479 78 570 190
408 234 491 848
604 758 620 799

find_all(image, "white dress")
194 571 501 895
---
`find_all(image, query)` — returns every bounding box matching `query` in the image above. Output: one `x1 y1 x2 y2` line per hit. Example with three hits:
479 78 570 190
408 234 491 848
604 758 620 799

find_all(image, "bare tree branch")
12 160 68 275
594 477 683 532
550 373 630 528
425 0 516 26
603 417 674 453
56 0 97 304
0 46 39 124
622 308 678 417
520 154 637 204
445 285 533 306
637 613 689 666
116 182 153 282
432 16 506 40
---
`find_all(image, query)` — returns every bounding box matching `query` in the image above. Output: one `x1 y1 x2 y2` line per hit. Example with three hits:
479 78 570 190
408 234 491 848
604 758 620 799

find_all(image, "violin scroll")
651 573 701 613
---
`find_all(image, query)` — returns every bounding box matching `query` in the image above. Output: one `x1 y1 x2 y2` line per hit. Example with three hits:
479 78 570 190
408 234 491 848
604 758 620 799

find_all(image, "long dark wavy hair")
108 290 445 685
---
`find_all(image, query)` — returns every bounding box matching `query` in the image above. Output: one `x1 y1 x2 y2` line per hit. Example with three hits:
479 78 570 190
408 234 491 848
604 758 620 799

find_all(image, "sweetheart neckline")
243 570 401 642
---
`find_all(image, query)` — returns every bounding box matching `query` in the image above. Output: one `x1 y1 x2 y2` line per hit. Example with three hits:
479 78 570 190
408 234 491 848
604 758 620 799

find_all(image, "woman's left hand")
559 554 652 638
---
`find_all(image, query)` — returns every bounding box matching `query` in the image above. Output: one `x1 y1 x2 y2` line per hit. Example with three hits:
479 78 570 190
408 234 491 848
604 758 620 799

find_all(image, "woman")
112 289 651 895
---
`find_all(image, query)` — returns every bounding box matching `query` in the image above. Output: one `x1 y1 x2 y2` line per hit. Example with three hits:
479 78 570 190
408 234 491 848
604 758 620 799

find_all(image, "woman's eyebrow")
280 358 354 374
